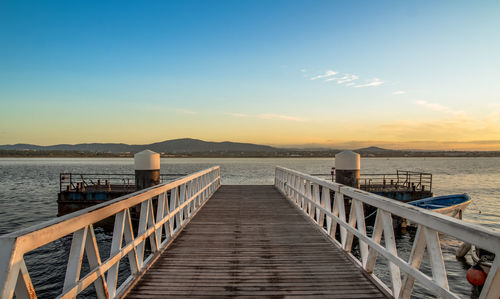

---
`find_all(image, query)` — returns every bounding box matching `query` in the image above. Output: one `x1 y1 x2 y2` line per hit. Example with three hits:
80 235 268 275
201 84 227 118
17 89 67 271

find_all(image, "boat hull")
432 200 471 219
408 194 471 219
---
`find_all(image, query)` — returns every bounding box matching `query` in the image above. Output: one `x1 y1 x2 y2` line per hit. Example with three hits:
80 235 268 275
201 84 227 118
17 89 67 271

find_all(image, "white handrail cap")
134 150 160 170
335 151 360 170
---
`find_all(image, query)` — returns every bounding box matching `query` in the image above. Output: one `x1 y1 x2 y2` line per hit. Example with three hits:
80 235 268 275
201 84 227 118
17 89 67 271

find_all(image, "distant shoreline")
1 150 499 158
2 138 499 158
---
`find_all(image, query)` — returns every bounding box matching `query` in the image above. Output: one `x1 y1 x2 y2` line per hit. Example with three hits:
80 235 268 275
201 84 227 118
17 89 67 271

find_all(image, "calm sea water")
0 157 498 298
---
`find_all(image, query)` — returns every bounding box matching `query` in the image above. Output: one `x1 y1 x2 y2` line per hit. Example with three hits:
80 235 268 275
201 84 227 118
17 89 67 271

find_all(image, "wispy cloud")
353 78 384 88
309 69 385 88
175 108 197 115
393 90 406 95
415 100 465 116
311 70 338 80
326 74 359 84
258 114 307 122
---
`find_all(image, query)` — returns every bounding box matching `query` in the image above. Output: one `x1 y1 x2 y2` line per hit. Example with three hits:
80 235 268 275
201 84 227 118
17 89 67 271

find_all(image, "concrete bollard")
335 151 360 188
134 150 160 190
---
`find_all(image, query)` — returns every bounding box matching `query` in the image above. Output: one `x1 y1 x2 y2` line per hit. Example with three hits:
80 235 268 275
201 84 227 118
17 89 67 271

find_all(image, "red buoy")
466 264 487 286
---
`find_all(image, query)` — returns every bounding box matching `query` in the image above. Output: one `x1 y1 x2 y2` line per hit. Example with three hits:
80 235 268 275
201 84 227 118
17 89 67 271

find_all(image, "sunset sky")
1 0 499 150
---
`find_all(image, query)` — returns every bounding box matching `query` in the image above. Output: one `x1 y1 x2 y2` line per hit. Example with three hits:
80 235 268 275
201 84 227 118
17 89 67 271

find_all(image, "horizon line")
1 137 500 152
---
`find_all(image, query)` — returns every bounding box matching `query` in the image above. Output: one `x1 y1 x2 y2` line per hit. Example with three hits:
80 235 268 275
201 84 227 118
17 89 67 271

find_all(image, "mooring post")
134 150 160 190
335 150 360 188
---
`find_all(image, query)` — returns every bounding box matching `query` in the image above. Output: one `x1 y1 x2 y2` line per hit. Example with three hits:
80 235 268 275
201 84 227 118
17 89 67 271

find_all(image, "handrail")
59 173 187 192
275 166 499 299
0 166 221 299
312 170 432 192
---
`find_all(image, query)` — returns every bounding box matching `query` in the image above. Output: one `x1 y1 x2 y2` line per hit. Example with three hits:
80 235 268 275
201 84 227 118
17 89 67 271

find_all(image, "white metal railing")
275 166 500 299
0 166 221 299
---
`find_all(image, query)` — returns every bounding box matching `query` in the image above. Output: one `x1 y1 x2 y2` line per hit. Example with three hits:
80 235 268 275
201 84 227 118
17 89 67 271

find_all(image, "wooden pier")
1 166 499 299
125 185 388 298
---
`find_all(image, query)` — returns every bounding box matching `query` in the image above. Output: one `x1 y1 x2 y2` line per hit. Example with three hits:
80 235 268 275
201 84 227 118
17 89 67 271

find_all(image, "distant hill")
0 142 134 152
146 138 277 153
356 146 393 152
0 138 278 154
1 140 499 157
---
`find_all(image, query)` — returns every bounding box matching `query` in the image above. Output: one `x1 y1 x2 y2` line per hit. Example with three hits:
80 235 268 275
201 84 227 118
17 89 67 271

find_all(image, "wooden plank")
125 185 389 298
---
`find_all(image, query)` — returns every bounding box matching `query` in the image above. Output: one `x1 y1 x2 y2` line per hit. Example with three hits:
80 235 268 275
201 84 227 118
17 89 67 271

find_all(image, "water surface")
0 157 498 298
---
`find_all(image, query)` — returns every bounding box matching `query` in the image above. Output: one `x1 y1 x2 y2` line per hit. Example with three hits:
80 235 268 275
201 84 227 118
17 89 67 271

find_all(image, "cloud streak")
325 74 359 84
353 78 384 88
257 114 307 122
415 100 465 116
393 90 406 95
309 70 384 88
310 70 338 80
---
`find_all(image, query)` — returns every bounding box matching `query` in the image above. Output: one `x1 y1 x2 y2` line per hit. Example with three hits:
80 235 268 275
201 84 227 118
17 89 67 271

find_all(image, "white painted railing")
0 166 221 299
275 166 500 299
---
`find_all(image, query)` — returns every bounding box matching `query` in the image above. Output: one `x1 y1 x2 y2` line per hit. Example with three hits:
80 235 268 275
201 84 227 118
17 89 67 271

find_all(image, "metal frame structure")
0 167 221 299
59 173 187 192
360 170 432 192
313 170 432 192
275 166 499 299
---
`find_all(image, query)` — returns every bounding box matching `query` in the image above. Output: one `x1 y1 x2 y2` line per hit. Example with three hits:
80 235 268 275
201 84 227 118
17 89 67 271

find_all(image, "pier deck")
124 185 389 298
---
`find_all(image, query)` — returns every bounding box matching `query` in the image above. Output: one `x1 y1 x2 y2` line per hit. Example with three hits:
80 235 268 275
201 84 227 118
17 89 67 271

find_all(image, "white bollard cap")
134 150 160 170
335 151 360 170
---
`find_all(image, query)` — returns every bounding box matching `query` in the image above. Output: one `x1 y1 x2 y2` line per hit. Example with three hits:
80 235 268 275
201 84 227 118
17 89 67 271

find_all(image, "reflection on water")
0 157 499 298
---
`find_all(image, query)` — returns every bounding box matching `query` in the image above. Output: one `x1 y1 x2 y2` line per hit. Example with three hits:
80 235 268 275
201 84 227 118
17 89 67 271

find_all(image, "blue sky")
1 0 499 149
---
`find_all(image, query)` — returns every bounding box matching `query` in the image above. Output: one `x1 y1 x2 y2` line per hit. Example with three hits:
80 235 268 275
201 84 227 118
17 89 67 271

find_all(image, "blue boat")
408 194 471 219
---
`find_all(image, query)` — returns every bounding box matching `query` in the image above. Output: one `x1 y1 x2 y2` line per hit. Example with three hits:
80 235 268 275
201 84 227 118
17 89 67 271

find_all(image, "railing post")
0 237 30 299
292 174 298 204
381 210 401 297
107 211 125 298
274 168 279 188
217 168 221 187
322 187 332 234
335 189 347 247
84 225 109 299
179 184 186 225
312 184 320 222
482 258 500 299
353 200 368 267
170 187 179 234
423 227 448 290
136 200 152 268
155 193 166 249
399 225 426 298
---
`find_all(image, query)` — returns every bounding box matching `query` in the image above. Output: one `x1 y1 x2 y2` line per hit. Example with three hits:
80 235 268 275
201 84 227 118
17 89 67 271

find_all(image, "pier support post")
134 150 160 190
335 151 360 188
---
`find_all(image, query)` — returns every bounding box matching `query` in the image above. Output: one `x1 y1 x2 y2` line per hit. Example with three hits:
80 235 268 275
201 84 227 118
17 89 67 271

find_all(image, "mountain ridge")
1 139 499 157
0 138 279 153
